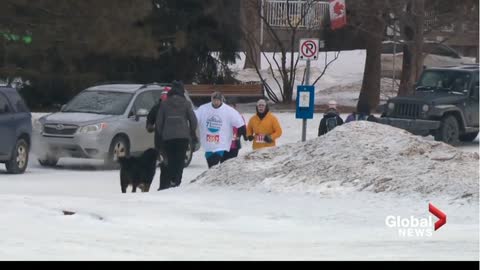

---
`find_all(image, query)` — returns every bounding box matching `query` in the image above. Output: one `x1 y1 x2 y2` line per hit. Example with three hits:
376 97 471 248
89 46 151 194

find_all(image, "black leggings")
222 149 239 162
163 139 189 186
158 162 169 190
207 153 224 168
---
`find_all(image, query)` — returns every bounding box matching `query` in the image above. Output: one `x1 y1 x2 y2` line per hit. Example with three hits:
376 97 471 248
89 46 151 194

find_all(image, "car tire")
459 132 479 142
184 141 193 168
5 138 30 174
105 136 130 169
435 115 460 145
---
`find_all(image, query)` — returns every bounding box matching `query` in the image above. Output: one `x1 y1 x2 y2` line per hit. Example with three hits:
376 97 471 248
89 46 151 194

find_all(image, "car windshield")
63 91 133 115
416 70 472 95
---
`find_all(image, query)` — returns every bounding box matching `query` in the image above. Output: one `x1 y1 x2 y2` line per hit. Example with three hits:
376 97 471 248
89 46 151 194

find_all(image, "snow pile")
192 122 479 201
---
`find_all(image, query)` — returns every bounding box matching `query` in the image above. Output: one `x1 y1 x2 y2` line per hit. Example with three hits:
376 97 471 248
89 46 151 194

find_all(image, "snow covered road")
0 113 478 261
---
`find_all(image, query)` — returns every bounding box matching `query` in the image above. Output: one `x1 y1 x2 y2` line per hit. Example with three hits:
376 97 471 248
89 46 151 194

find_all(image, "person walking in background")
146 87 170 190
246 99 282 150
318 100 344 136
155 81 197 188
222 99 247 162
195 92 245 168
345 104 377 123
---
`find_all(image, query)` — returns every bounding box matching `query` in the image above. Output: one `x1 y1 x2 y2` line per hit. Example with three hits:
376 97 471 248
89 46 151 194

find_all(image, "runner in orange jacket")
246 99 283 150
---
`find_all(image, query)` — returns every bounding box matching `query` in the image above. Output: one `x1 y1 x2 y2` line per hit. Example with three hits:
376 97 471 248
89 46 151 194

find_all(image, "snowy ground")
2 52 479 260
0 112 478 261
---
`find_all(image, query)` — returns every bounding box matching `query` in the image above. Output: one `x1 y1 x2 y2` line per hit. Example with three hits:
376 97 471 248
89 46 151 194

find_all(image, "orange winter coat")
247 112 282 150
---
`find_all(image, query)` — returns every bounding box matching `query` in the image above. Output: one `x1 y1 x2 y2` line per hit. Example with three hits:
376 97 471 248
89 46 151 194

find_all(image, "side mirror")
135 108 149 121
137 108 149 117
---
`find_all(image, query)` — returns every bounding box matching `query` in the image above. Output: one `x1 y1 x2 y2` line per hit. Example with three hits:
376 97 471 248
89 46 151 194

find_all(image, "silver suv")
33 83 199 167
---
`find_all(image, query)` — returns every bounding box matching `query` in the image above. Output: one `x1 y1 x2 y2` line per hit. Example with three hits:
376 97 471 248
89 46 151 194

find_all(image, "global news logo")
385 203 447 238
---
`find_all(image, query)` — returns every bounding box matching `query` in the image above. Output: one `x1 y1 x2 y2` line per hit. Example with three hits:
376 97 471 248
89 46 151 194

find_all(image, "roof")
86 84 143 93
86 83 169 93
427 65 479 72
0 86 18 95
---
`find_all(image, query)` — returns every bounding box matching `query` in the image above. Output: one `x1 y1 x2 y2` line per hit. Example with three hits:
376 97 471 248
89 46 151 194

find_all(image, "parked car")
379 65 479 145
381 41 476 78
0 87 32 174
33 83 200 168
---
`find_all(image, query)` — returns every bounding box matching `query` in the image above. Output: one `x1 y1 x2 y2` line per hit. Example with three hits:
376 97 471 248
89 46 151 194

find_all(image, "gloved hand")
146 124 155 133
264 134 273 143
191 135 199 145
247 135 254 142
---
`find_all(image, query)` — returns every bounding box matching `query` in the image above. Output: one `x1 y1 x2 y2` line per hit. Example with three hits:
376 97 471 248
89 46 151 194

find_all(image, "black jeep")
379 65 479 145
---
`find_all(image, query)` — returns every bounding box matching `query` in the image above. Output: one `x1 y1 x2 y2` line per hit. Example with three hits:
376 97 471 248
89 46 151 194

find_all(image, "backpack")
326 116 338 132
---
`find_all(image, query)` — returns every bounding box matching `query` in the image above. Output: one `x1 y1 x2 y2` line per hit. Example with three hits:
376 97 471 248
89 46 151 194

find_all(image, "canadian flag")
329 0 347 30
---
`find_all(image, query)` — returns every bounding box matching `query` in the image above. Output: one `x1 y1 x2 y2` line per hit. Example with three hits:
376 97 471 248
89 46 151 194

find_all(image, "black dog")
118 148 158 193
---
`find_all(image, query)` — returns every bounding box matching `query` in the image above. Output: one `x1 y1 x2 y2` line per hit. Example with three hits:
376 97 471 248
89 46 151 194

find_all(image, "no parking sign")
299 39 320 61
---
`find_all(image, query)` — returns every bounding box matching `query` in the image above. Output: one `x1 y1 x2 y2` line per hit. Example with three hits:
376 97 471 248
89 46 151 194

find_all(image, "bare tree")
387 0 478 96
350 0 477 108
241 0 340 104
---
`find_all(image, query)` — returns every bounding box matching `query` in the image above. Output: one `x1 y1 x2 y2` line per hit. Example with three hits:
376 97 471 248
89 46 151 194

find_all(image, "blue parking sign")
296 85 315 119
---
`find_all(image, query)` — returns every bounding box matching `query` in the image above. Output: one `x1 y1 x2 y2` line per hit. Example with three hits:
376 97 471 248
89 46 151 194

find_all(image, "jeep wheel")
38 155 59 167
459 132 479 142
435 115 460 145
5 139 30 174
184 142 193 168
105 136 130 169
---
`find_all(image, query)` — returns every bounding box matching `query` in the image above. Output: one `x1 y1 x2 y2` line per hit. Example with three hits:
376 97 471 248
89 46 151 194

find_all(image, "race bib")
207 134 220 144
256 134 266 143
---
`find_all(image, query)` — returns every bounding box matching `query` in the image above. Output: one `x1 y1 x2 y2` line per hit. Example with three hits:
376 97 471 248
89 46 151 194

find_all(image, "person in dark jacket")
345 104 377 123
146 89 170 191
318 100 344 136
156 81 198 188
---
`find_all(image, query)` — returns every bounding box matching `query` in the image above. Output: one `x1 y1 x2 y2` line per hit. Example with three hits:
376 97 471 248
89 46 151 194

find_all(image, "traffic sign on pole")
299 39 319 61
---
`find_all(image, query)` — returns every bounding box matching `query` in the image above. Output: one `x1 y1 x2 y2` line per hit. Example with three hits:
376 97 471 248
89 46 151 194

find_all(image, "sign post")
298 39 321 142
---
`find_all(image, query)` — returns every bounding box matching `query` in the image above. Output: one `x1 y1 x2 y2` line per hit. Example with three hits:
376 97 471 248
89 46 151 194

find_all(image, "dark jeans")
158 162 169 190
164 138 189 187
222 148 239 162
207 153 224 168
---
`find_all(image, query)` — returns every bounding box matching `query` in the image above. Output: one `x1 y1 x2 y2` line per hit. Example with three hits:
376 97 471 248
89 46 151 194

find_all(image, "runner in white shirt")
195 92 245 168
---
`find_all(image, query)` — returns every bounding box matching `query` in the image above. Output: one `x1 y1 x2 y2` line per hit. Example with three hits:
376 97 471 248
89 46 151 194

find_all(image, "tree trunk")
398 42 415 96
242 0 261 69
357 37 384 114
244 43 261 69
357 2 386 114
414 0 425 81
398 0 425 96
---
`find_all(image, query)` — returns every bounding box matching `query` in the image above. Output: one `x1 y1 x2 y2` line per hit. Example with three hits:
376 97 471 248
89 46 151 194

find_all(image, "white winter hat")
328 100 337 109
211 91 224 102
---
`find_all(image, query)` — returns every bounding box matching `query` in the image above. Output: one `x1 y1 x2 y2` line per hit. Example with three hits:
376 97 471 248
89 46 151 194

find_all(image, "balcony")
264 0 329 30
